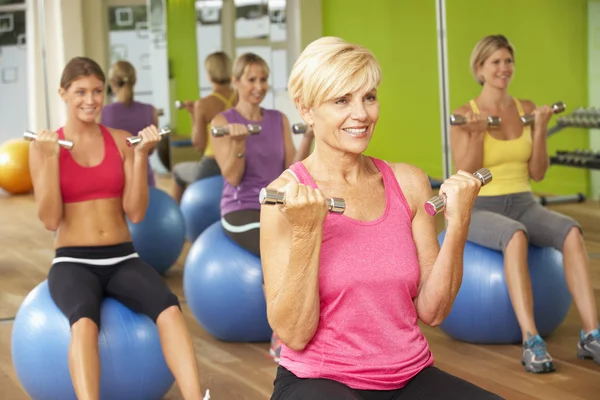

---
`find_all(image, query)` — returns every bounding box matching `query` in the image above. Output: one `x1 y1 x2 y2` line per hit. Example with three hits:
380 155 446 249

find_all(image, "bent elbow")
42 219 60 232
39 212 60 232
418 309 446 327
223 173 241 187
127 213 145 224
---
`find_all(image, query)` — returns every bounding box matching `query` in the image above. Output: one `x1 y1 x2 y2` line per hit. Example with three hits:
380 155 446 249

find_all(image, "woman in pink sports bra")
29 57 204 400
259 37 503 400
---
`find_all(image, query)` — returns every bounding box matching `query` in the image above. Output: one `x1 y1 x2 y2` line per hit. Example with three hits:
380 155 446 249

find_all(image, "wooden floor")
1 177 600 400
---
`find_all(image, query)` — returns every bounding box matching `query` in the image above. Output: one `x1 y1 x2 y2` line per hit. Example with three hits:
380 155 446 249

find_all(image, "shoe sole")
577 349 600 365
521 360 556 373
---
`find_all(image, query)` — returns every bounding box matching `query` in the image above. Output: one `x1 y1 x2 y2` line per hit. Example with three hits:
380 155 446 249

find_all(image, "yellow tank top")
471 98 532 196
203 91 236 157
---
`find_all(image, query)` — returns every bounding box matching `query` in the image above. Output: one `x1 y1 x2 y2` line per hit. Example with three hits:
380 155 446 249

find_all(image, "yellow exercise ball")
0 139 33 195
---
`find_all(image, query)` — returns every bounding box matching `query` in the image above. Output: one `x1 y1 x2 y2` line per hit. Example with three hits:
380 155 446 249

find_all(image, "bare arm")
281 114 297 168
523 100 550 182
191 100 209 155
288 122 314 166
260 174 326 351
29 133 63 231
115 129 150 223
449 105 487 173
210 113 247 187
393 164 474 326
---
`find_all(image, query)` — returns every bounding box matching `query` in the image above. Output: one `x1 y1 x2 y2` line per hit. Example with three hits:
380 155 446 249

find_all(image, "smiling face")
233 63 268 106
60 75 105 123
478 48 514 89
303 86 380 155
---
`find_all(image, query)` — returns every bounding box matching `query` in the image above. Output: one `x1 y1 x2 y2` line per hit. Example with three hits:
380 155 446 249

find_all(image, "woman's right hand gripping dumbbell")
461 111 490 136
225 123 253 141
278 179 329 233
33 129 60 158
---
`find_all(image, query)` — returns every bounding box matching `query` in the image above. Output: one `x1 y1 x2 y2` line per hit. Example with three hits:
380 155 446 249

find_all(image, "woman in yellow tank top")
449 35 600 374
171 52 237 203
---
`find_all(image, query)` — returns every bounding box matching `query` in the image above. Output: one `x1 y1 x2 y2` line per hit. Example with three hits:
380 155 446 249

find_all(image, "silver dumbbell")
424 168 493 216
292 123 307 134
259 187 346 214
450 115 501 127
126 128 171 147
211 124 262 137
23 131 74 150
521 101 566 125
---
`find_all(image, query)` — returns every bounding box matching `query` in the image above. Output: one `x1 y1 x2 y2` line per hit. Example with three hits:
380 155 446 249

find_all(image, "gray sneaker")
577 327 600 364
521 333 555 373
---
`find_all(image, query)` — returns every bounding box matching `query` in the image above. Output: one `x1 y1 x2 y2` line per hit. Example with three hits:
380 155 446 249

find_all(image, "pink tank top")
279 157 434 390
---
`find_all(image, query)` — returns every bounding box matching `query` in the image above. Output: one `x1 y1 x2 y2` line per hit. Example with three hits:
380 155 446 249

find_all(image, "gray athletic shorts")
172 157 221 187
468 192 581 252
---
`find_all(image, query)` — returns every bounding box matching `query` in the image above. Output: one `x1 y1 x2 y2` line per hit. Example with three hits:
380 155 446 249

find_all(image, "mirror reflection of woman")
101 60 158 187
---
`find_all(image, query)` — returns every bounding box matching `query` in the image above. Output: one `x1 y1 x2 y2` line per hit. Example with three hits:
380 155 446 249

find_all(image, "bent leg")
221 210 261 256
518 203 598 334
48 263 103 400
171 161 199 203
105 258 202 400
468 208 538 340
394 367 503 400
271 366 363 400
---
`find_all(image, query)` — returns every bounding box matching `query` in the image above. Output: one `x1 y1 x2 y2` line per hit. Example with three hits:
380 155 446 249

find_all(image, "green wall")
446 0 589 195
166 0 198 136
322 1 443 177
322 0 590 195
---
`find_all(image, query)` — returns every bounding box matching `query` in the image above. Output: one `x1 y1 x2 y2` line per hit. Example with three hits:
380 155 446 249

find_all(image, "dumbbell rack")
542 106 600 206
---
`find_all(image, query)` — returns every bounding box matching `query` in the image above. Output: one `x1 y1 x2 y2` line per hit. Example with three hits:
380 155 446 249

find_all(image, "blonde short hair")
205 52 232 85
470 35 515 85
288 36 382 109
232 53 270 81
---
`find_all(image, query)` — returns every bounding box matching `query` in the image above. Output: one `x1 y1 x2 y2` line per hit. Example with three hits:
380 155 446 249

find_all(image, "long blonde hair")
108 61 137 106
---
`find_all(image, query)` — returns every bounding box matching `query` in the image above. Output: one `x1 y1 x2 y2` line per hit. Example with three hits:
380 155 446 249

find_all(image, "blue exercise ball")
183 221 272 342
438 231 572 344
11 280 174 400
180 175 224 242
128 187 186 275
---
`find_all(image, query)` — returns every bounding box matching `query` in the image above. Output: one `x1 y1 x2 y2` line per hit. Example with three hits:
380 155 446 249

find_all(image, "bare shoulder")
210 112 229 127
518 98 536 114
266 169 296 191
387 162 432 214
105 127 133 154
453 102 473 116
279 111 290 124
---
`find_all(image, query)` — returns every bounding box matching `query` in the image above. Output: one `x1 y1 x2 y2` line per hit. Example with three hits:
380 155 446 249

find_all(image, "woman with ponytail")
101 60 159 186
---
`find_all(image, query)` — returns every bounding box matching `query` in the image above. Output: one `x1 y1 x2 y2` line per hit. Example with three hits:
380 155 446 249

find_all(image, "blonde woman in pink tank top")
259 37 503 400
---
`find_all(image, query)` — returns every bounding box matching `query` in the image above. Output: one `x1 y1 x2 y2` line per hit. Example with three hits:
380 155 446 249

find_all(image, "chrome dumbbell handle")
424 168 493 216
126 128 171 147
23 131 74 150
292 123 307 134
521 101 566 125
259 188 346 214
449 115 501 127
211 124 262 137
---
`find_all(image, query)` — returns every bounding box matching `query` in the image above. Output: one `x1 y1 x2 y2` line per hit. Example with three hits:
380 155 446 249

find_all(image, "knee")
565 226 582 241
563 226 583 250
71 317 99 337
505 227 528 250
156 305 181 325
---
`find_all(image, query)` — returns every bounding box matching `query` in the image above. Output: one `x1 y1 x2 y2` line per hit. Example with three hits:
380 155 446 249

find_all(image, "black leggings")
221 209 261 256
271 365 503 400
48 242 180 328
